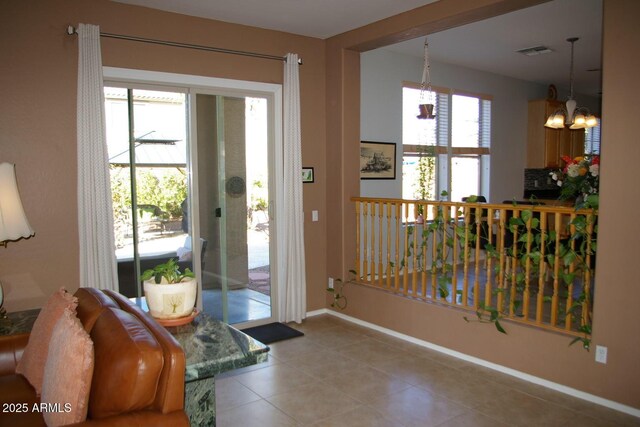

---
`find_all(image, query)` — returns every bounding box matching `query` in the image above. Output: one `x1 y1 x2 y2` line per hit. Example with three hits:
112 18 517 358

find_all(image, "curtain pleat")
281 53 306 323
77 23 118 291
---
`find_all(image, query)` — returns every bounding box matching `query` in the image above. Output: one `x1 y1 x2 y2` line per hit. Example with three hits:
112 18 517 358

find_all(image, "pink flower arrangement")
550 155 600 203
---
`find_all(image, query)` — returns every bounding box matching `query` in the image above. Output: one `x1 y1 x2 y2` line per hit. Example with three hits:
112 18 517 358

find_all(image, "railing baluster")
509 209 520 317
395 203 401 291
473 206 481 309
363 202 369 284
523 212 533 322
536 211 547 324
412 202 419 297
378 202 383 287
462 206 470 307
421 202 427 299
496 208 506 312
551 212 561 327
484 207 494 309
370 202 377 286
355 201 361 278
583 214 594 328
403 203 409 295
565 213 577 331
386 203 392 289
431 204 438 300
451 206 459 305
420 203 428 299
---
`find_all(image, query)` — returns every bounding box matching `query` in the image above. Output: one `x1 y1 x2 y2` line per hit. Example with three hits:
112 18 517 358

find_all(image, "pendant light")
544 37 597 129
417 37 436 120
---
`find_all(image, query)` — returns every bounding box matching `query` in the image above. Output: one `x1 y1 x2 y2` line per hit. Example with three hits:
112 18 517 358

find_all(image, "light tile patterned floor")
216 315 640 427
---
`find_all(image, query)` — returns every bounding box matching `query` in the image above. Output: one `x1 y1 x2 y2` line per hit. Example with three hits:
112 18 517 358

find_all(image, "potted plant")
141 258 197 319
414 145 436 223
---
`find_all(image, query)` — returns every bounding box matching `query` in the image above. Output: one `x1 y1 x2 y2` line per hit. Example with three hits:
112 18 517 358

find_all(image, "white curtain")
280 53 306 323
76 24 118 291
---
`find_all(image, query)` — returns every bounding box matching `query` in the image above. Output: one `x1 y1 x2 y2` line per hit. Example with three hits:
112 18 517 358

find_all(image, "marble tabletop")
0 309 39 336
167 314 269 382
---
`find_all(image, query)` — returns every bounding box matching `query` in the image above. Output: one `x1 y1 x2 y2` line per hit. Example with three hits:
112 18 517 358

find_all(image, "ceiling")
386 0 603 97
112 0 603 97
112 0 439 39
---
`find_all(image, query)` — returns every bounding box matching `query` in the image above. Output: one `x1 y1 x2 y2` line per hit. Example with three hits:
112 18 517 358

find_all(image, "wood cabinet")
526 99 585 168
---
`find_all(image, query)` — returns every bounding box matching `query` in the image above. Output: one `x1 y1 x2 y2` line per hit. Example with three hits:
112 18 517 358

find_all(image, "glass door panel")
195 93 273 325
105 86 191 297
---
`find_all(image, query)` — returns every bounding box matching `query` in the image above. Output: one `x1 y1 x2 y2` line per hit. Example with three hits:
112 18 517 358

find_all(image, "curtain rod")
66 25 303 65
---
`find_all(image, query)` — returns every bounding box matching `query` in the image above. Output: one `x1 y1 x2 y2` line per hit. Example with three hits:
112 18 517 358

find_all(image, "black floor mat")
242 322 304 344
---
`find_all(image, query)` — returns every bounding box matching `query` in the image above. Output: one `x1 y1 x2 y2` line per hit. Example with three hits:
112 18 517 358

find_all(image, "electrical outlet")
328 277 334 289
595 345 608 364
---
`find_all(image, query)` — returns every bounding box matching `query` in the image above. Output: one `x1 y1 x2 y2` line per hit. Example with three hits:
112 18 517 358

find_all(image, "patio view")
104 87 272 324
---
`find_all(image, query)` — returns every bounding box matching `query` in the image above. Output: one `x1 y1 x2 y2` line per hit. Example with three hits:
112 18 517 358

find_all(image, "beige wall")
325 0 640 410
0 0 327 312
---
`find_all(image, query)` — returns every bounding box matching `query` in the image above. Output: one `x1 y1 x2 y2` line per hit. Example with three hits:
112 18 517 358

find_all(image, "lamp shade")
0 163 34 243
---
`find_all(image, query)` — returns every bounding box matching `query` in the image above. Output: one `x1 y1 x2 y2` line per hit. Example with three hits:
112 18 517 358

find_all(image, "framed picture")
302 167 314 183
360 141 396 180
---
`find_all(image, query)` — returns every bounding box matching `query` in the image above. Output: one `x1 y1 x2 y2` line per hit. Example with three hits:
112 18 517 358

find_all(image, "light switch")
312 210 319 222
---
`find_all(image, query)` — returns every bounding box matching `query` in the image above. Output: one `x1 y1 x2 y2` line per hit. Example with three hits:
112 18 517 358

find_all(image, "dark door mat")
242 322 304 344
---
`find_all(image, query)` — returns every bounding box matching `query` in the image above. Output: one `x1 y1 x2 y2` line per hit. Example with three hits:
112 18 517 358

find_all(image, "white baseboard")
306 308 328 317
317 309 640 419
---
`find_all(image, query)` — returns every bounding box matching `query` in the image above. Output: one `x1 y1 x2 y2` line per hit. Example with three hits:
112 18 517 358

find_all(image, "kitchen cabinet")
526 99 585 168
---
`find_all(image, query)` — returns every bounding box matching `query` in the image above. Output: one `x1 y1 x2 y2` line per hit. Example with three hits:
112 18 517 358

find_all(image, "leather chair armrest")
67 410 189 427
0 333 30 376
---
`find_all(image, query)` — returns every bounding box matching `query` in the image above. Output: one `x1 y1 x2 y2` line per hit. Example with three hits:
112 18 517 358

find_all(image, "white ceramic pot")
143 278 197 319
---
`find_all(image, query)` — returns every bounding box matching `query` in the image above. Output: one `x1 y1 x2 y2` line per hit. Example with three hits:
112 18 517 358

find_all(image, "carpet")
242 322 304 344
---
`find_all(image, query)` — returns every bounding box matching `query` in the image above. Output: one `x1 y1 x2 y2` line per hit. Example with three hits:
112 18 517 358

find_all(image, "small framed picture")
302 167 314 183
360 141 396 180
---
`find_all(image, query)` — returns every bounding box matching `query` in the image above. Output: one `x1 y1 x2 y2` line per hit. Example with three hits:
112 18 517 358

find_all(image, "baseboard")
323 309 640 419
306 308 328 317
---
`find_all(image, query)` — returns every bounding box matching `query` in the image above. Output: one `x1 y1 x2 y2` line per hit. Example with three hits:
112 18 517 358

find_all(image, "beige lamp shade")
0 162 34 243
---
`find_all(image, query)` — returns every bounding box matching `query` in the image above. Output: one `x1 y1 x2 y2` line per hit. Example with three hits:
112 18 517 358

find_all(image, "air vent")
516 46 553 56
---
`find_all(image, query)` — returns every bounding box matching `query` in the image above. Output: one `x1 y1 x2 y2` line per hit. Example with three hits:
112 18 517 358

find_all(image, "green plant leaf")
495 320 507 334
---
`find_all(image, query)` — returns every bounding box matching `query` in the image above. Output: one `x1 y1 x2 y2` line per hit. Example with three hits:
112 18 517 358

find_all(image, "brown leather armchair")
0 288 189 427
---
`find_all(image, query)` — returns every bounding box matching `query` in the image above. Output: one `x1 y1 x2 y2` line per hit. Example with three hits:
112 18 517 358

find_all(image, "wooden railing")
352 197 598 337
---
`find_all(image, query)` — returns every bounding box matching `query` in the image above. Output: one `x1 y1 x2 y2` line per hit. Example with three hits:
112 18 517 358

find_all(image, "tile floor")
216 315 640 427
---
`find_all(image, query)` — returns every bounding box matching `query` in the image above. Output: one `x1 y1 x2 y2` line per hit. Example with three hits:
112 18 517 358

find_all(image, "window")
402 83 491 202
584 117 601 155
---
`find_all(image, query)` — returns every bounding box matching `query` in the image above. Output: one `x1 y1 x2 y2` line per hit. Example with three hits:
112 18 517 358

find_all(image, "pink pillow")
41 307 94 427
16 287 78 394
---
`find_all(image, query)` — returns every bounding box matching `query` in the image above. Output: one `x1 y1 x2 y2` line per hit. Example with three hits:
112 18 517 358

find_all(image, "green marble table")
2 303 269 427
166 313 269 426
0 309 39 335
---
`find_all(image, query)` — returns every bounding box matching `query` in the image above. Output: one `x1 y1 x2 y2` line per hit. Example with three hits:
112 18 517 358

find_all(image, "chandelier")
417 37 436 120
544 37 597 129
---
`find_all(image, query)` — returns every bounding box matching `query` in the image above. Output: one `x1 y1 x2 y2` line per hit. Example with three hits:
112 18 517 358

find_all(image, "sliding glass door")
103 70 280 327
